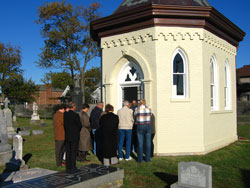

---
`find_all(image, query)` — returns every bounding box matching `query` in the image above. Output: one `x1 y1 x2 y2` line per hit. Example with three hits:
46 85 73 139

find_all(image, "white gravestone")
13 135 23 161
31 102 40 120
30 102 40 125
171 162 212 188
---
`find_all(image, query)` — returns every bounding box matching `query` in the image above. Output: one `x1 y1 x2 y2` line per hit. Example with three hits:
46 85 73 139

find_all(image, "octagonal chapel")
91 0 245 155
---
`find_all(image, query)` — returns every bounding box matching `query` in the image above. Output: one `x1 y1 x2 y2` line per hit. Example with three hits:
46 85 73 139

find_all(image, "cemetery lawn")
1 118 250 188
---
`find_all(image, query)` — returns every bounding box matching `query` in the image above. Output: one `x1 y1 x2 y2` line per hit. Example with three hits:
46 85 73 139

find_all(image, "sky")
0 0 249 85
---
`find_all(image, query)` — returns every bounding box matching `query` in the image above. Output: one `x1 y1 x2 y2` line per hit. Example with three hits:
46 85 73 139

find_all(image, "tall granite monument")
0 109 12 165
72 74 83 112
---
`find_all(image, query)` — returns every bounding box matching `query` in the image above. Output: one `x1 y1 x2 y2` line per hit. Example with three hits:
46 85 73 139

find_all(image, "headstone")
13 135 23 161
0 109 12 165
7 135 28 171
72 74 83 112
13 114 17 122
171 162 212 188
40 120 47 127
4 108 13 127
12 114 18 126
1 164 124 188
30 102 40 124
3 98 15 137
23 127 31 130
32 130 44 135
18 130 30 137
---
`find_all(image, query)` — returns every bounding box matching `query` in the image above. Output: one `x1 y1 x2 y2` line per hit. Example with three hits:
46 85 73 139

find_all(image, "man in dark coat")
100 104 119 166
90 101 103 155
64 102 82 174
78 103 92 162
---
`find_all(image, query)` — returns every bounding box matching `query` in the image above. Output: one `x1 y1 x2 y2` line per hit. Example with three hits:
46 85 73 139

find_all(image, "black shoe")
71 169 81 174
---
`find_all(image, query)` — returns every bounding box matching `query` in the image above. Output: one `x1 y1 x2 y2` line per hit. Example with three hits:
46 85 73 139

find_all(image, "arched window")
224 61 231 109
172 49 188 98
210 56 218 110
118 61 144 109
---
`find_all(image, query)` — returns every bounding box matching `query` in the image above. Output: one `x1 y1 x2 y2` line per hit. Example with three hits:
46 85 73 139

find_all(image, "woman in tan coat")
78 104 93 162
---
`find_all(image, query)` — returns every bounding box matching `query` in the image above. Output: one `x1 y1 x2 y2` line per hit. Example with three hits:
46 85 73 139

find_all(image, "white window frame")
171 49 189 99
210 56 218 110
224 61 231 110
117 61 144 109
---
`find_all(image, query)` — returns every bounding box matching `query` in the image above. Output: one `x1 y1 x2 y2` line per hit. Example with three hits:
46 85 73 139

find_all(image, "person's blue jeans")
92 129 97 155
118 129 132 159
137 124 151 162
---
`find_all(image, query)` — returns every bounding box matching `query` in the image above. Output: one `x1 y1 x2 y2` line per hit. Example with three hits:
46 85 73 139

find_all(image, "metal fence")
14 104 54 119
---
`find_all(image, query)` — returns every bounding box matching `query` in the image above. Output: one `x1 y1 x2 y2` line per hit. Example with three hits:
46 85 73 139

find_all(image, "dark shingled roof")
38 85 64 92
114 0 210 14
237 65 250 78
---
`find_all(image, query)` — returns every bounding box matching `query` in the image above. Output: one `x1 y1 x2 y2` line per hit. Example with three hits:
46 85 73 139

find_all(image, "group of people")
53 102 92 174
53 99 153 174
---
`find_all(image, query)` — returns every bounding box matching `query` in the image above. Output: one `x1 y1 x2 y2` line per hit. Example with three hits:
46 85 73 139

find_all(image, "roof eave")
90 4 245 47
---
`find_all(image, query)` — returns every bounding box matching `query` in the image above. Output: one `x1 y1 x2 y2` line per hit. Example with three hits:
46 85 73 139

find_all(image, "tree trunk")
81 73 85 104
1 92 5 103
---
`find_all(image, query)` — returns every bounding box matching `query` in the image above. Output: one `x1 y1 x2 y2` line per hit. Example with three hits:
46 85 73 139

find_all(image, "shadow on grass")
154 172 178 188
241 169 250 188
1 153 33 183
23 153 32 164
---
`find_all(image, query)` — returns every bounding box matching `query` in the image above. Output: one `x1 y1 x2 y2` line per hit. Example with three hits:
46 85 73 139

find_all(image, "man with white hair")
117 100 134 161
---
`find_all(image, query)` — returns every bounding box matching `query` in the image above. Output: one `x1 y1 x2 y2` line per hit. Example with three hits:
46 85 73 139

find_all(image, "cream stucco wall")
100 26 237 155
202 30 238 153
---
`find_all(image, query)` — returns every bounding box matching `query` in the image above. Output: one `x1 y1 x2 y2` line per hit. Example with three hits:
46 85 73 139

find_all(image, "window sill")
170 98 191 103
210 110 233 115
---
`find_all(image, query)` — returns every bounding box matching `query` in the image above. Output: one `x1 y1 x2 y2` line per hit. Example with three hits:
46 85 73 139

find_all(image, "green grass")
238 115 250 123
1 118 250 188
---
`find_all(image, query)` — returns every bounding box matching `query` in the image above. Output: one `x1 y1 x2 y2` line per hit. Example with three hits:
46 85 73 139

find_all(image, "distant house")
34 84 63 107
237 65 250 101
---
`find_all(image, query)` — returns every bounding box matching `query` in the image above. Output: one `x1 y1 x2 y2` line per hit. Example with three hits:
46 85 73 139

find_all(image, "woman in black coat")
100 104 119 166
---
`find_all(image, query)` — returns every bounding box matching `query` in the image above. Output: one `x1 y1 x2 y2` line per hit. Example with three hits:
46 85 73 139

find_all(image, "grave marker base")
2 164 124 188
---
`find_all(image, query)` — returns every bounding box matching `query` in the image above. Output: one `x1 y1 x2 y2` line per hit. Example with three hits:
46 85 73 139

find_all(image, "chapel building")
91 0 245 155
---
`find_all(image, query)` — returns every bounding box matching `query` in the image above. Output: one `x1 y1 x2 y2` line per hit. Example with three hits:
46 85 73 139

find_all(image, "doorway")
118 61 144 109
123 87 138 102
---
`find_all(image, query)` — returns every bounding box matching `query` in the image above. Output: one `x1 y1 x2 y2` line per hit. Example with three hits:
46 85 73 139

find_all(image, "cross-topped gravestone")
72 74 83 112
4 98 12 127
74 74 81 89
3 98 15 138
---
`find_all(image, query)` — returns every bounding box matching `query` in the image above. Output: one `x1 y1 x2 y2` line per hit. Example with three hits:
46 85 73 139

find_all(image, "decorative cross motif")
124 67 139 82
130 67 136 76
125 74 131 81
